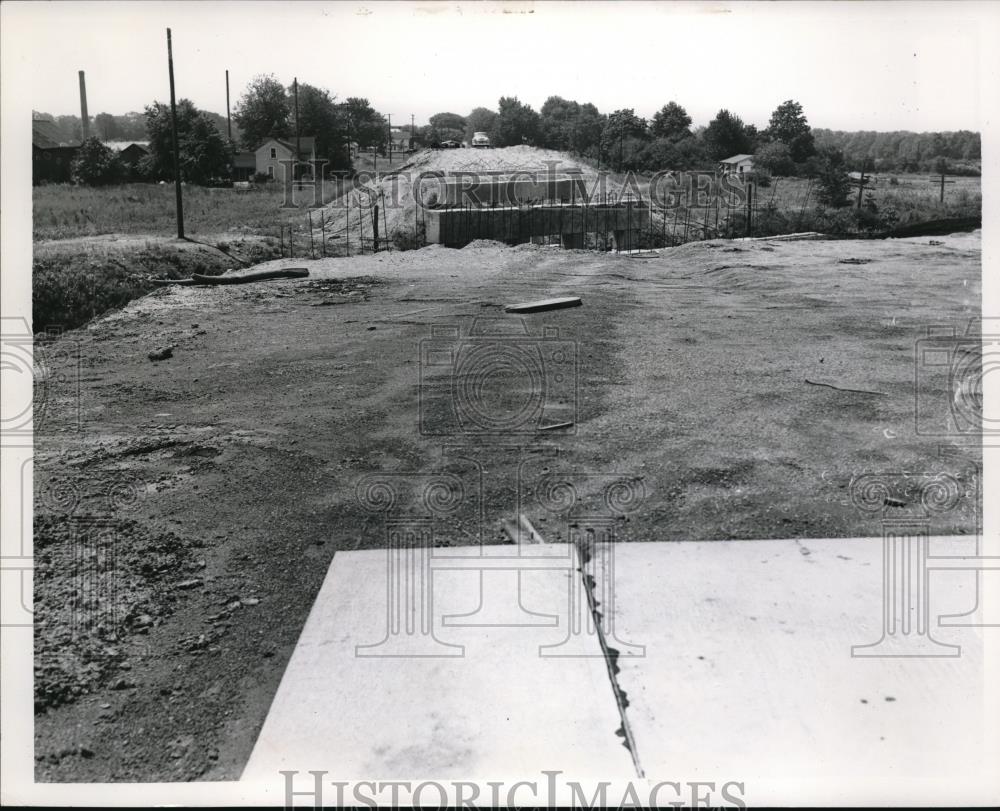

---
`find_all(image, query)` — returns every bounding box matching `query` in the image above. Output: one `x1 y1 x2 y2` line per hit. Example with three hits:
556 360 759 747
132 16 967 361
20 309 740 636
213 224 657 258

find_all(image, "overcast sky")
4 0 993 132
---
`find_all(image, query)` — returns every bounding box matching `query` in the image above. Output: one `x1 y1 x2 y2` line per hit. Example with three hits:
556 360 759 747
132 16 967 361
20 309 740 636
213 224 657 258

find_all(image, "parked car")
472 131 491 148
440 139 461 149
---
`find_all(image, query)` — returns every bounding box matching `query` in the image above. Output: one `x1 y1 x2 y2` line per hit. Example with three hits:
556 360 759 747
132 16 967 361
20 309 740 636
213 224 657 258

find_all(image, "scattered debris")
539 421 574 431
500 514 547 544
804 379 887 396
175 578 203 590
500 519 520 544
519 514 546 544
147 346 174 362
190 268 309 285
505 296 582 314
153 268 309 286
838 258 873 265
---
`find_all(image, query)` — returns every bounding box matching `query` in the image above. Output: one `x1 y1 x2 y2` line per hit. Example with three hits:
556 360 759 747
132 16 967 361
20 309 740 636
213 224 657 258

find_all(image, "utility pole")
166 29 184 239
225 69 232 143
856 160 867 211
411 113 415 147
388 113 392 163
293 77 301 182
619 118 624 174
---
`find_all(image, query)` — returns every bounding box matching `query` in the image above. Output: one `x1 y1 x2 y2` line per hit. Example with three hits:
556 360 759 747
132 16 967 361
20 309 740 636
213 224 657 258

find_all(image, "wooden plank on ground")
505 296 582 314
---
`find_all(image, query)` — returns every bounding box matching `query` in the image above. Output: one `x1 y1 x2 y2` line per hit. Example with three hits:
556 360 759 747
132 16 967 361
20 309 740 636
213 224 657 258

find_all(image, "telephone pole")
166 28 184 239
225 69 232 143
293 77 300 182
387 113 392 163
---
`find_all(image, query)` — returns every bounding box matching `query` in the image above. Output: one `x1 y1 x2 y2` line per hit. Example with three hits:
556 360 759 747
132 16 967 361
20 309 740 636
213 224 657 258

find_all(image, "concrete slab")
607 537 999 805
242 545 636 781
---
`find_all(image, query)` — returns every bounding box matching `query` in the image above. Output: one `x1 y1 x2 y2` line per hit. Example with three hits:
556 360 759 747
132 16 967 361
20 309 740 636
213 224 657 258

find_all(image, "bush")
71 138 124 186
814 147 851 207
745 169 771 188
754 141 797 177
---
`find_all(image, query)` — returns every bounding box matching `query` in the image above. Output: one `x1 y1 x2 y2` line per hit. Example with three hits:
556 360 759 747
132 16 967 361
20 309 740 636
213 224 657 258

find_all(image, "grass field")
32 181 347 241
747 172 981 225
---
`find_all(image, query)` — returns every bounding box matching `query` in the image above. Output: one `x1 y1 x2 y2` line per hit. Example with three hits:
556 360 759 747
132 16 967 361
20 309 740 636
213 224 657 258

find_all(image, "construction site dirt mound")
310 147 617 253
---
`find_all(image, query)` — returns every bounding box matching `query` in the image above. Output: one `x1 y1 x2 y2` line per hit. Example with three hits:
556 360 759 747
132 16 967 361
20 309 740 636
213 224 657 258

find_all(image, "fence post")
321 214 326 257
308 210 315 259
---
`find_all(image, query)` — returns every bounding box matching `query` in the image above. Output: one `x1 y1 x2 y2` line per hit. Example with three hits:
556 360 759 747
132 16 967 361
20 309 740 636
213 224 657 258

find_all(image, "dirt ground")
33 231 981 781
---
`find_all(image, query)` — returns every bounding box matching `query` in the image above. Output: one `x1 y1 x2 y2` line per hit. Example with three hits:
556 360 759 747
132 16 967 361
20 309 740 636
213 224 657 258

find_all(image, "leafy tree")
703 109 753 161
56 115 83 143
465 107 498 144
539 96 579 151
143 99 230 184
94 113 120 141
233 74 291 150
650 102 692 142
492 97 540 147
766 100 814 159
292 83 350 172
71 137 124 185
340 97 389 151
538 97 605 158
601 109 648 169
430 112 467 133
814 146 851 207
571 103 606 159
428 111 467 143
754 141 797 176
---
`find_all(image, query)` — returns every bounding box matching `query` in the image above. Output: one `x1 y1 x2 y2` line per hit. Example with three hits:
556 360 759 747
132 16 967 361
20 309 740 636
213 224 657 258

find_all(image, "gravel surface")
33 232 981 781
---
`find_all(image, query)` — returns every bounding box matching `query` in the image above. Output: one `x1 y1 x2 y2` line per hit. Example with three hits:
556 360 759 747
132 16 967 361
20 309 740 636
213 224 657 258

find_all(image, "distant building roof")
103 141 149 152
33 118 79 149
257 136 316 157
720 154 754 164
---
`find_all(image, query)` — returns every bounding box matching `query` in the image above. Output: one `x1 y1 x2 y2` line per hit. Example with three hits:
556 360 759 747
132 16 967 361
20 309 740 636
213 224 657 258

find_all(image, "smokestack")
78 70 90 139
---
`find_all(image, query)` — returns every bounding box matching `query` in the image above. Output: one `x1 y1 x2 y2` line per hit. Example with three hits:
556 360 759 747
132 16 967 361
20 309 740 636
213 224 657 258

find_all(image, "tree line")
36 82 981 188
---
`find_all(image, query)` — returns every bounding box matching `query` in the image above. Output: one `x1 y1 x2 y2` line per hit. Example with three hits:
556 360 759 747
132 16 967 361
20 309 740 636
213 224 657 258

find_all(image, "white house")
719 154 754 175
254 136 317 181
389 127 412 152
848 171 878 185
